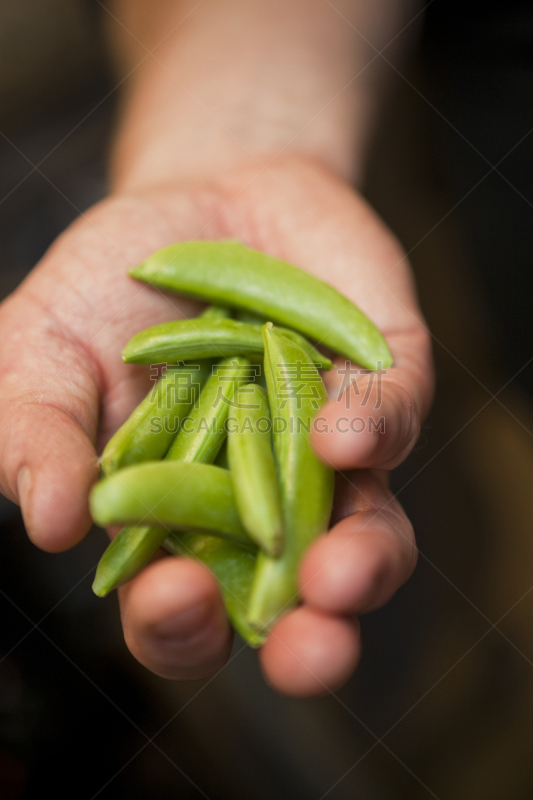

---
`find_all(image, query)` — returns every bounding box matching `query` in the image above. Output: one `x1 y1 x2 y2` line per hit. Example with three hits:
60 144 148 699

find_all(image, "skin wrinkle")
109 190 201 245
143 182 236 243
325 470 418 582
150 610 230 656
0 319 99 504
121 560 233 679
0 408 37 502
373 379 421 467
372 510 418 577
141 648 233 682
331 470 386 523
125 623 227 679
9 290 105 405
300 513 418 616
318 363 426 471
16 400 98 449
0 402 96 517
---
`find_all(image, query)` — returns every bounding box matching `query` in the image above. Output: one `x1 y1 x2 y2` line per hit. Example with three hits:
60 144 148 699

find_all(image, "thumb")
0 296 100 552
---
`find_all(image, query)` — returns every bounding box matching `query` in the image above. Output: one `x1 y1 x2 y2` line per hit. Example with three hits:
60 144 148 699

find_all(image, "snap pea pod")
99 363 210 476
122 318 333 371
90 461 254 549
157 359 262 641
129 240 392 370
167 356 252 463
93 355 251 596
247 324 334 631
227 384 284 557
93 305 227 595
98 305 227 477
164 531 264 648
93 524 168 597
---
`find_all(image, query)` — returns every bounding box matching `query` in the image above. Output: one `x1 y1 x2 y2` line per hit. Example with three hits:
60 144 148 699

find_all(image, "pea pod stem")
129 240 391 370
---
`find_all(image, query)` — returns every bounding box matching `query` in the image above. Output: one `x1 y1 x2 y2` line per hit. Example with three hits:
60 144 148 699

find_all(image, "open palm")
0 157 432 695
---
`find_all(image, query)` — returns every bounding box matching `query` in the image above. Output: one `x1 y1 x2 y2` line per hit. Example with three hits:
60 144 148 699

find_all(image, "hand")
0 156 432 695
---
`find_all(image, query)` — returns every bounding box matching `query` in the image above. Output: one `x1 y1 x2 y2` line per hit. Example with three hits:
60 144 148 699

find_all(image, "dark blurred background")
0 1 532 798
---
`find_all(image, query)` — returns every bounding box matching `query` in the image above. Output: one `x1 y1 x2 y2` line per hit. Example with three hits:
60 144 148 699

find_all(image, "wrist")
110 95 363 195
105 0 414 194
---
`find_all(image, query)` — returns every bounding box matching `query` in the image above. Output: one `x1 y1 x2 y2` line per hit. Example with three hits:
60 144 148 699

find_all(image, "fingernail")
17 467 33 534
152 601 210 640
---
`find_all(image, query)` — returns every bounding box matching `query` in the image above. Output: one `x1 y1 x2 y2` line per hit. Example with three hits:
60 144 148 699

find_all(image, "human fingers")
259 607 361 697
300 470 417 615
119 557 233 681
312 329 433 471
0 292 101 552
258 470 415 696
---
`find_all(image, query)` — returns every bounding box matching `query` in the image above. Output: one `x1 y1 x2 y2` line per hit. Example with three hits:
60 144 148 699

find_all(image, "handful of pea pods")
89 241 392 647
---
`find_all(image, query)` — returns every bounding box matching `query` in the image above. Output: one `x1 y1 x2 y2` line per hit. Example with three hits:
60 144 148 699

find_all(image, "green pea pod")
247 324 334 631
93 304 231 595
100 306 229 479
164 531 264 648
227 384 284 557
158 359 263 643
90 461 254 549
100 363 210 476
93 356 251 596
93 525 168 597
167 356 252 463
122 318 333 371
129 240 391 369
